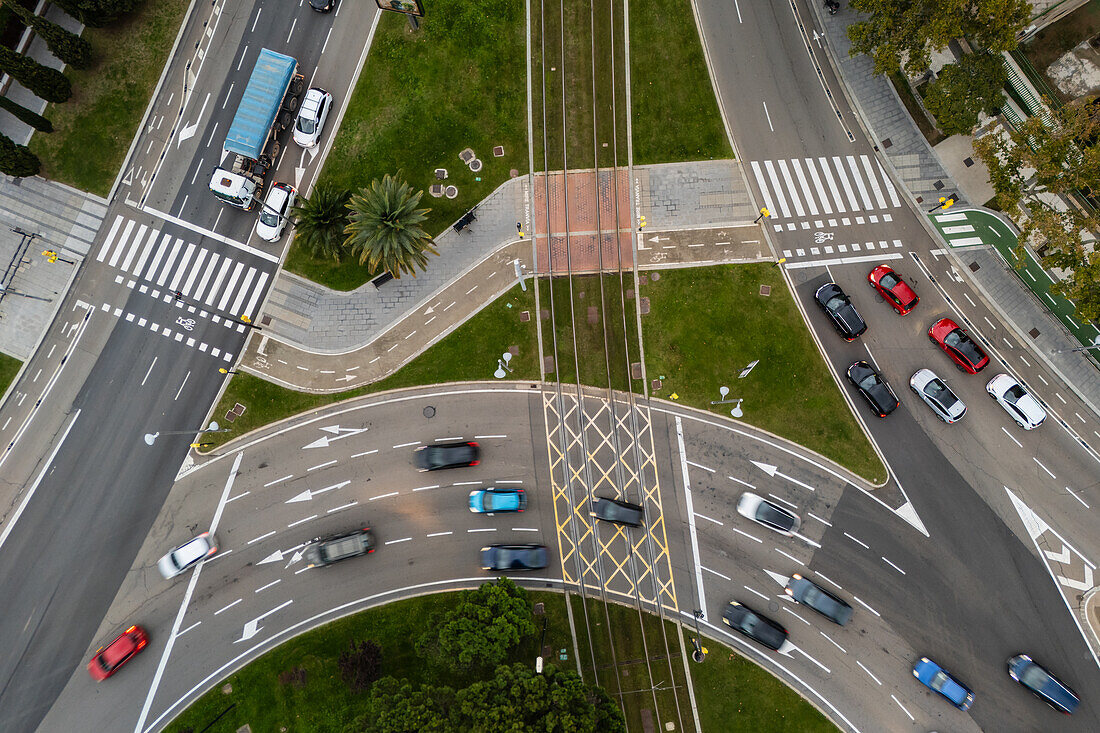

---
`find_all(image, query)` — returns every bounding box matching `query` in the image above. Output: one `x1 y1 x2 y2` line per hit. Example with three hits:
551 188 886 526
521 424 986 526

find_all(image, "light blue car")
913 657 974 711
468 488 527 514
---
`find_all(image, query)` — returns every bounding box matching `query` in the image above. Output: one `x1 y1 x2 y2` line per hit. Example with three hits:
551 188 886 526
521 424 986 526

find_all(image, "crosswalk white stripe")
241 270 269 319
181 248 208 297
139 233 171 281
168 243 196 292
107 220 136 268
749 161 778 220
789 159 819 216
847 156 874 210
155 238 184 287
96 216 124 262
129 228 159 278
831 156 861 210
877 161 901 207
861 155 888 209
229 266 257 316
764 160 792 218
205 258 233 307
192 252 220 303
114 224 145 270
804 158 833 215
817 157 846 213
777 160 805 217
123 227 157 274
217 262 245 310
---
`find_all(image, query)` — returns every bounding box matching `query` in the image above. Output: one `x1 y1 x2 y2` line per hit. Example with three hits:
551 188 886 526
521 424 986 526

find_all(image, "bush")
3 1 93 69
0 132 40 177
0 45 71 103
0 95 52 132
51 0 141 27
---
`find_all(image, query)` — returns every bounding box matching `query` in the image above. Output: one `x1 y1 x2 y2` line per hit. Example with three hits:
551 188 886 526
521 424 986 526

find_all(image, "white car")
736 492 800 536
909 368 966 423
157 532 217 579
255 182 296 242
293 87 333 148
986 373 1046 430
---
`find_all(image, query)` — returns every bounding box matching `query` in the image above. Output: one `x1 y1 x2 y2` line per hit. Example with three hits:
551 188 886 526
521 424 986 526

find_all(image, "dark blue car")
1008 654 1079 715
913 657 973 711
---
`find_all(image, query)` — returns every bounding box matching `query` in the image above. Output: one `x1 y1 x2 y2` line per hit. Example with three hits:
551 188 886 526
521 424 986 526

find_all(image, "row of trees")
291 173 440 280
0 0 139 176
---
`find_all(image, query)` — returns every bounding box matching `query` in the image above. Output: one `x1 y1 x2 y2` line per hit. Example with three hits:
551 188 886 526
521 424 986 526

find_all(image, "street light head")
207 421 220 432
144 432 158 446
502 352 513 363
494 367 507 379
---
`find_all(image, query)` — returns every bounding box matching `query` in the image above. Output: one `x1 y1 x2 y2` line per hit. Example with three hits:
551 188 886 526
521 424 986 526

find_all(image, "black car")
309 0 335 11
591 496 644 527
722 601 788 651
1007 655 1079 715
304 527 375 567
480 544 548 572
847 361 899 417
414 440 480 471
784 573 853 625
814 282 867 341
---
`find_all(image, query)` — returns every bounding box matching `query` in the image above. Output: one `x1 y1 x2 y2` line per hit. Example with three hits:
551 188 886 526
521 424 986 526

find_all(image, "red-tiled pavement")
531 170 633 273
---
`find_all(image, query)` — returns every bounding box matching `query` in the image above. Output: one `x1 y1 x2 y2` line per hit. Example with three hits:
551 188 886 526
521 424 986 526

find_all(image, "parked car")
469 488 527 514
722 601 788 651
986 373 1046 430
846 361 899 418
784 574 853 625
591 496 644 527
868 264 919 315
157 532 217 579
414 440 480 471
304 527 375 567
814 282 867 341
736 492 800 536
909 368 966 423
913 656 974 711
480 544 548 572
928 317 989 373
1007 654 1079 715
87 625 148 680
293 87 333 148
255 182 297 242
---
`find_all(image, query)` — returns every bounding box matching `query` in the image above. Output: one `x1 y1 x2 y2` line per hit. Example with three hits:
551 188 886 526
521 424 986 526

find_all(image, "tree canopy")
922 52 1007 136
345 172 437 278
846 0 1030 76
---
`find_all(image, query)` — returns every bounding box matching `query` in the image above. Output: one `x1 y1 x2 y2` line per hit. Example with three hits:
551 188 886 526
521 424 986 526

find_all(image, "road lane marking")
852 595 881 617
385 537 411 545
177 621 201 637
695 512 723 525
351 449 378 458
393 441 419 448
1001 427 1022 447
743 585 769 601
214 599 242 616
474 434 507 439
141 356 158 386
727 475 755 488
731 526 763 543
819 632 846 653
247 531 276 545
783 607 811 626
676 416 707 619
413 484 440 492
426 531 452 538
307 459 337 472
287 515 317 528
767 493 797 509
815 572 842 591
843 532 869 549
174 370 190 400
891 695 914 721
1033 457 1056 479
264 474 293 487
255 579 281 593
807 512 832 526
702 566 731 581
857 661 882 685
775 548 804 565
369 491 398 501
326 501 358 513
881 556 905 575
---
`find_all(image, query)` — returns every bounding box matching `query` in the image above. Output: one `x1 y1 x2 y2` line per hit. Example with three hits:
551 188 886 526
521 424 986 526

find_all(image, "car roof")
266 185 291 206
100 632 138 666
174 536 209 564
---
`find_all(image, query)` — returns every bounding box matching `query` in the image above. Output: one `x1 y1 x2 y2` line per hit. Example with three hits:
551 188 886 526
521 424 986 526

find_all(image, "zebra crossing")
95 214 271 321
750 155 903 228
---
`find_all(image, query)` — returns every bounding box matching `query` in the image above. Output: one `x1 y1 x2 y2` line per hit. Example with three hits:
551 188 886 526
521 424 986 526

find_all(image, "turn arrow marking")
286 480 351 503
750 460 816 491
302 426 367 449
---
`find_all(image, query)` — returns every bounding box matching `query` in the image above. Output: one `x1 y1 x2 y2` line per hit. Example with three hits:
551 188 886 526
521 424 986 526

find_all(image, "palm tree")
290 182 351 261
345 172 437 278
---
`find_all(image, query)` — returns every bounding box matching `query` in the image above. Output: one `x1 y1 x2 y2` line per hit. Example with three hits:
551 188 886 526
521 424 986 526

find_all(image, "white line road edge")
676 416 706 621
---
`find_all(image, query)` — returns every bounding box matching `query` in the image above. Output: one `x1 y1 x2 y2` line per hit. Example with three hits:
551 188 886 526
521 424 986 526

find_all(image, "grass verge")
630 0 733 164
204 282 538 449
162 591 572 733
0 352 22 396
29 1 190 196
888 71 945 148
640 264 885 483
296 0 527 291
689 629 838 731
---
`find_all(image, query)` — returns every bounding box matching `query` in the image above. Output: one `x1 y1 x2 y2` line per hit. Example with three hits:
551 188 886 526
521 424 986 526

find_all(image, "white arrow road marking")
424 304 435 314
286 480 351 503
1058 565 1094 592
302 426 367 449
285 550 304 569
257 550 284 565
235 600 293 644
764 569 790 587
750 460 815 491
122 167 134 186
1046 545 1072 565
177 92 210 147
893 500 929 537
219 147 230 165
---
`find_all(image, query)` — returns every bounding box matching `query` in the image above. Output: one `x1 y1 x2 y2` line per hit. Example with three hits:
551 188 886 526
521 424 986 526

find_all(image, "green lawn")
295 0 528 291
29 1 189 196
0 352 22 396
162 591 573 733
630 0 733 164
690 629 838 732
640 264 885 483
204 282 538 448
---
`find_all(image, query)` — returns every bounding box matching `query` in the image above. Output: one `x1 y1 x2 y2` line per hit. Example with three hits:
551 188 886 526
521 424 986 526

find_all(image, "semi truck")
209 48 303 210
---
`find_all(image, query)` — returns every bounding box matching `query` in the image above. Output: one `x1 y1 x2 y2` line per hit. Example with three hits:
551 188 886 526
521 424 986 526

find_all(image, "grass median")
0 352 22 396
29 0 190 196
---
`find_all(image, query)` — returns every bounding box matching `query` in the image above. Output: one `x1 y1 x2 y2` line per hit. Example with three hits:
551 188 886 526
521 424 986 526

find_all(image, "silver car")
987 373 1046 430
157 532 217 579
736 492 800 536
909 368 966 423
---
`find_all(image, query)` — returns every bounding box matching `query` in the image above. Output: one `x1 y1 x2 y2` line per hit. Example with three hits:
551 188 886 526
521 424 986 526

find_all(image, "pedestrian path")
93 214 271 322
748 154 903 231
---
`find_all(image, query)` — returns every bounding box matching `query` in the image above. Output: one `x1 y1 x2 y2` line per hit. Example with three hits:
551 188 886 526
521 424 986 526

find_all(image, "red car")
868 265 919 315
87 625 148 680
928 318 989 373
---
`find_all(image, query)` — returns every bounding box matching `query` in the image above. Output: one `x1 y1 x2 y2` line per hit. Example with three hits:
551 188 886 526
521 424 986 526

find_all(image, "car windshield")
926 380 956 404
757 503 791 528
1005 384 1027 403
825 295 847 312
945 330 982 360
1019 664 1050 690
259 209 279 226
857 373 880 390
297 115 317 134
930 670 950 692
880 272 900 289
602 502 637 522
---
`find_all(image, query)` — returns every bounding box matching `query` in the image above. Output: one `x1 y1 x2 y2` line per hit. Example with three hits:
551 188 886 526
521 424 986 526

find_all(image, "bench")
371 272 394 288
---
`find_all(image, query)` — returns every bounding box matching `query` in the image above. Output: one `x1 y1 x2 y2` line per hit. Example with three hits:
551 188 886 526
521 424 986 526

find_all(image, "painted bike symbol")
252 356 271 370
813 231 835 244
176 317 196 331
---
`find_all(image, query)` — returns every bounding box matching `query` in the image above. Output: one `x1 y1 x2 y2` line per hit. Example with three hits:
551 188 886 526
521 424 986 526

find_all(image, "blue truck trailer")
209 49 303 210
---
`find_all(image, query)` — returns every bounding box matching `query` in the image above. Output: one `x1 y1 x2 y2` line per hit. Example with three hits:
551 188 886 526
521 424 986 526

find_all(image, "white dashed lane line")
702 566 731 581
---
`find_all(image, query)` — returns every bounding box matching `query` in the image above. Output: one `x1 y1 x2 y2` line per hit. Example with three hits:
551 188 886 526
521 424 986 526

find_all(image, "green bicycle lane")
928 207 1100 347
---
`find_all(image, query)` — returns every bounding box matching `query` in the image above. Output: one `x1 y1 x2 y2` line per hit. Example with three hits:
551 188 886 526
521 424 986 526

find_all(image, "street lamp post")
928 196 955 213
1050 335 1100 354
144 421 230 446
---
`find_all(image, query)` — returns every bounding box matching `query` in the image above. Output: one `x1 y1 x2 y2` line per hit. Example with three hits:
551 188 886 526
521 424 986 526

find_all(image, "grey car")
591 496 644 527
784 573 853 626
909 368 966 423
304 527 375 567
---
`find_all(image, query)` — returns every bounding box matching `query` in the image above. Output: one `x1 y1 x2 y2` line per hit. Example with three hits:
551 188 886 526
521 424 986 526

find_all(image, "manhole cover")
768 600 780 612
969 262 980 272
1028 328 1041 339
423 406 436 418
759 284 771 296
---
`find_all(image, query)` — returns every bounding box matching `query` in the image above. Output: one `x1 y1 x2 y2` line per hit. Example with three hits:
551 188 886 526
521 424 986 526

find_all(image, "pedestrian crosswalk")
95 214 271 321
750 155 903 226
